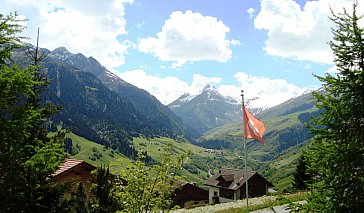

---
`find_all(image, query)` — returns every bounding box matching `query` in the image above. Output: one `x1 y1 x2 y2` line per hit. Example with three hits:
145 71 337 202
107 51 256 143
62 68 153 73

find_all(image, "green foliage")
34 47 198 157
64 132 133 173
0 12 65 212
71 183 90 213
89 147 103 161
305 3 364 212
212 192 308 213
90 165 118 213
112 145 184 213
64 137 81 155
292 154 311 190
0 13 27 64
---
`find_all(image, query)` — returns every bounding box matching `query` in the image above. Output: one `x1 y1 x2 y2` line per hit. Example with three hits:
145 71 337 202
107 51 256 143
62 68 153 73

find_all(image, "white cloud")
116 70 222 104
230 39 241 46
138 10 236 67
254 0 360 64
5 0 133 69
219 72 306 109
189 74 221 95
247 8 256 19
117 69 189 104
116 69 305 108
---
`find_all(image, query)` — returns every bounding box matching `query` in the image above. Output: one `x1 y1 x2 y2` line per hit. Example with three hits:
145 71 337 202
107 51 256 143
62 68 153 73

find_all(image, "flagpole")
241 90 249 213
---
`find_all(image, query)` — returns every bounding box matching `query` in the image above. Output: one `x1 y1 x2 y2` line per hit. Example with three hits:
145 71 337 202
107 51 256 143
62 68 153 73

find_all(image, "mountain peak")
202 84 216 92
168 93 196 108
169 85 242 134
51 47 73 60
201 84 224 101
52 47 71 54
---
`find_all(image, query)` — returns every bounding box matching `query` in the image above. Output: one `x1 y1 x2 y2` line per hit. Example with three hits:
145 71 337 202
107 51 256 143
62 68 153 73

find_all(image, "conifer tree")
0 12 66 212
292 154 310 190
0 13 26 64
306 2 364 211
72 183 90 213
90 165 117 213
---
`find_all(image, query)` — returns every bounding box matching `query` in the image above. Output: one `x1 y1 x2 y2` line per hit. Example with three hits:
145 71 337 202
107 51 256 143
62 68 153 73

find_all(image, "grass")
132 136 210 160
65 132 301 192
66 133 218 183
217 192 308 213
65 133 132 173
132 136 218 184
201 123 242 140
172 192 308 213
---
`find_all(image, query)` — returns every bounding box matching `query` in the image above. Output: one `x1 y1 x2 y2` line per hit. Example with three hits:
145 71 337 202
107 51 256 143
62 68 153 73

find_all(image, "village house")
171 180 209 208
204 168 273 204
52 159 96 198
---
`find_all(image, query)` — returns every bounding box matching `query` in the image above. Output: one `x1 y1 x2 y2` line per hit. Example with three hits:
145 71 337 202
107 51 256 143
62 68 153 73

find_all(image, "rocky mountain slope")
11 46 198 158
49 47 199 140
168 84 242 134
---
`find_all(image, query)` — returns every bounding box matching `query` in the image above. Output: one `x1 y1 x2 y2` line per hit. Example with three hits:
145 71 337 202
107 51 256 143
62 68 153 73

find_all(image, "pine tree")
292 154 310 190
0 13 26 64
305 2 364 211
90 165 117 213
73 183 90 213
0 13 66 212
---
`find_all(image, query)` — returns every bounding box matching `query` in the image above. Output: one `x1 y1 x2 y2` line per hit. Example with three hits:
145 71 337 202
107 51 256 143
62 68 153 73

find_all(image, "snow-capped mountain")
170 84 240 108
168 84 243 134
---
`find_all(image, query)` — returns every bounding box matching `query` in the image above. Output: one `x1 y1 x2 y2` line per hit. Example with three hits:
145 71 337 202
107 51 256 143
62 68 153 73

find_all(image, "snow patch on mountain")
169 83 309 115
169 84 242 110
105 70 119 80
51 47 73 60
181 94 196 103
169 93 196 108
202 84 225 101
225 96 240 105
169 104 180 108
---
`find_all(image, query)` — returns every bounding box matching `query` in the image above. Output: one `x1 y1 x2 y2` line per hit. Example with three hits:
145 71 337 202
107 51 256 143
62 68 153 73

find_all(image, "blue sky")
1 0 362 108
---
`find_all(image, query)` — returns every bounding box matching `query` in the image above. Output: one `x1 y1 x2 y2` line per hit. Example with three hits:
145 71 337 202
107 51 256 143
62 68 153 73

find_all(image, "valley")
2 2 363 211
26 45 318 193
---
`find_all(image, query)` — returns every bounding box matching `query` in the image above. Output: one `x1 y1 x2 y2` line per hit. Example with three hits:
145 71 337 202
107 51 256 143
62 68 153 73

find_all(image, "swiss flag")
243 106 266 144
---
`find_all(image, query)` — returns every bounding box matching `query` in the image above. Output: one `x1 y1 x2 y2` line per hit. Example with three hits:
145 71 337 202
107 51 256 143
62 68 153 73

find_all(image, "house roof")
174 179 207 190
53 159 96 178
204 168 273 191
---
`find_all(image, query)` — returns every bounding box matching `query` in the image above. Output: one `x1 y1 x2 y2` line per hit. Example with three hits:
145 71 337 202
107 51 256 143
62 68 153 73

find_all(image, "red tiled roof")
53 159 92 177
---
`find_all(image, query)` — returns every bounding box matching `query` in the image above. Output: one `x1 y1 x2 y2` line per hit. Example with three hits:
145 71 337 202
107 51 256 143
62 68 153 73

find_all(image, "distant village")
204 149 224 157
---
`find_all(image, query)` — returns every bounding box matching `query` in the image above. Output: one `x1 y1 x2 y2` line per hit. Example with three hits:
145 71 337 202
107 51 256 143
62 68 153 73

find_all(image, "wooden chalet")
52 159 96 198
171 180 209 209
204 168 273 204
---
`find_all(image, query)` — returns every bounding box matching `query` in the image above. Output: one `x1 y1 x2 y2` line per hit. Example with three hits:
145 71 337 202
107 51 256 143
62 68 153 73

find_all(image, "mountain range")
11 45 320 191
49 47 199 139
12 45 198 158
168 84 242 134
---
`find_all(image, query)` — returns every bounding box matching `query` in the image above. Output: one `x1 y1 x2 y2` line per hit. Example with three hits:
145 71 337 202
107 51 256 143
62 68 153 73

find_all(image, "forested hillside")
50 47 199 141
10 46 198 160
